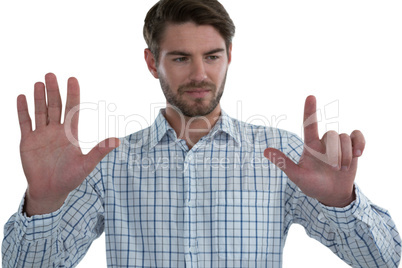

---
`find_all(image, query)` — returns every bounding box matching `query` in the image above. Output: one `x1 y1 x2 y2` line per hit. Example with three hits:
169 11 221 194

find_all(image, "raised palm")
17 73 119 215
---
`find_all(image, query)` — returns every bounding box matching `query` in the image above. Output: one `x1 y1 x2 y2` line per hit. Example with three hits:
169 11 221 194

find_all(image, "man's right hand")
17 73 120 216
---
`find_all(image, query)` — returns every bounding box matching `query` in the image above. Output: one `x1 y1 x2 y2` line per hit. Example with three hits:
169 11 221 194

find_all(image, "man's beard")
158 72 227 118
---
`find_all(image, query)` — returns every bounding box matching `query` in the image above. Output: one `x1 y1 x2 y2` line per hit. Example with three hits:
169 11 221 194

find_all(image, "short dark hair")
143 0 235 63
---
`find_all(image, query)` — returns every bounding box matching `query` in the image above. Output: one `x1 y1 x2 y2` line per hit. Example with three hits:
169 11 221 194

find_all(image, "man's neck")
163 104 222 149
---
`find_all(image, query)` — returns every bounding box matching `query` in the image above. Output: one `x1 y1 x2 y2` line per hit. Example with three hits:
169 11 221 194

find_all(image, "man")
2 0 401 267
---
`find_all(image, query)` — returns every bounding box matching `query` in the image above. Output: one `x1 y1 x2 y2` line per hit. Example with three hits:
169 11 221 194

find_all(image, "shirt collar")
208 109 241 144
149 108 241 150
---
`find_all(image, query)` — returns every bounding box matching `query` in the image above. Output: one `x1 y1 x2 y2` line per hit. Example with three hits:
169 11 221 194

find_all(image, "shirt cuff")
14 192 64 242
318 185 374 234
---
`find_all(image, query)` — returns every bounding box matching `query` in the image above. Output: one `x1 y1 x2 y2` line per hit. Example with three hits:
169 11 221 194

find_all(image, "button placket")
183 151 198 266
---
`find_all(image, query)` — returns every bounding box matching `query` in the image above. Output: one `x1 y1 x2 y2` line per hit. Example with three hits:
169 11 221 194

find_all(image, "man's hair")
143 0 235 63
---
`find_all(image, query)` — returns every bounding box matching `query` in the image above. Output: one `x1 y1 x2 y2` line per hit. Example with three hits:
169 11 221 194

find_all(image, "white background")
1 1 401 267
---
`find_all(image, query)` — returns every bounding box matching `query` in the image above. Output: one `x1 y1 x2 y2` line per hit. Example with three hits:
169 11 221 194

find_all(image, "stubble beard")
158 72 227 118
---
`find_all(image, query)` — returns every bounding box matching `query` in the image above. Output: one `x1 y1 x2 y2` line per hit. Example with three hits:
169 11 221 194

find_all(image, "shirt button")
359 210 365 217
318 212 325 221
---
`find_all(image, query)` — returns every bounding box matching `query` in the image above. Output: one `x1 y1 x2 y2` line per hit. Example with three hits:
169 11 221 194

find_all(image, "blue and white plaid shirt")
3 109 401 267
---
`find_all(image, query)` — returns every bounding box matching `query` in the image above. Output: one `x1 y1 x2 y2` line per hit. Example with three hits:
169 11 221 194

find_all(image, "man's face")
148 22 231 118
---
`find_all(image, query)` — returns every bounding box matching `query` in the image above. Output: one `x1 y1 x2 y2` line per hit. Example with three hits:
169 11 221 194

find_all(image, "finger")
349 156 359 173
44 73 62 124
303 95 320 145
64 77 80 138
34 82 48 128
351 130 365 157
17 94 32 137
322 130 340 169
83 138 121 175
339 133 353 170
264 148 301 184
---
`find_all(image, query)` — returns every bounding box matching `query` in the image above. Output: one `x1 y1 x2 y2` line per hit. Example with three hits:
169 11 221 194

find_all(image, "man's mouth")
185 89 211 98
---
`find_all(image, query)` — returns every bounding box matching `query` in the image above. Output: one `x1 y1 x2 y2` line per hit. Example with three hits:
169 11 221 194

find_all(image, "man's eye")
174 57 188 62
207 55 219 60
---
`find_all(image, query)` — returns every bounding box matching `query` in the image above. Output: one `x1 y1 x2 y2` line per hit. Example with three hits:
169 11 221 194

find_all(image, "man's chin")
165 90 223 118
180 104 219 118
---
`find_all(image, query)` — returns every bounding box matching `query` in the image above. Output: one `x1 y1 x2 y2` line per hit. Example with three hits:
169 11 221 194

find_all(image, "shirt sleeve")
2 168 104 268
284 133 401 268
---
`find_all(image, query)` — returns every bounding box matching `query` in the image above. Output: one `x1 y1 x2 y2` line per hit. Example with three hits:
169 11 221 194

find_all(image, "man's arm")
286 179 401 267
265 96 401 266
283 133 401 267
2 169 105 267
2 73 118 266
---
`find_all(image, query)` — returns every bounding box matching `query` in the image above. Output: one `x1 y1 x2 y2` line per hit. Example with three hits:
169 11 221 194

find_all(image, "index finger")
303 95 320 144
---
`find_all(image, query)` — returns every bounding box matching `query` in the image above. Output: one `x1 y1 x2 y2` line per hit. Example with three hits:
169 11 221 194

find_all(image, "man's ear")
144 48 159 78
227 43 232 65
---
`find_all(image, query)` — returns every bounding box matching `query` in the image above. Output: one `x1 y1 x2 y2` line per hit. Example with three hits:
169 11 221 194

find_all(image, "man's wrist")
24 191 67 217
318 187 356 208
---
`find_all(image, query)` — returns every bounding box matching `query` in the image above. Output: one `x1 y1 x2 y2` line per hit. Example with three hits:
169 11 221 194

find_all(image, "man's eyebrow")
165 48 226 57
204 48 225 55
166 51 191 57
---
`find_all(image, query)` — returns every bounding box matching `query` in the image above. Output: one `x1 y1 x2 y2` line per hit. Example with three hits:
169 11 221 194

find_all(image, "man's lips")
185 89 211 98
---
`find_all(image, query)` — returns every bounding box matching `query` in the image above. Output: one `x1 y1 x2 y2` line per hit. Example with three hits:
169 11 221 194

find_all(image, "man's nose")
189 58 207 82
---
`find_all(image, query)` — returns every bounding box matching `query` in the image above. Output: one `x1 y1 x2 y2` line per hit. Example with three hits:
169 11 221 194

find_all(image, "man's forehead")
165 48 226 57
159 22 226 52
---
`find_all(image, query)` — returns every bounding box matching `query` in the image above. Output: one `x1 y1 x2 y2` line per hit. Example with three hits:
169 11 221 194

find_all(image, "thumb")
264 148 300 180
84 138 121 174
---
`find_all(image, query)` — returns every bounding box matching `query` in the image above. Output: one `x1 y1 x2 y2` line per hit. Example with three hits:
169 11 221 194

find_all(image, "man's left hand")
264 95 365 207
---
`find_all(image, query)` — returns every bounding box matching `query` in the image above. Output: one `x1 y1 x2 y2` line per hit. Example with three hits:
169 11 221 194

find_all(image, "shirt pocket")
212 190 269 261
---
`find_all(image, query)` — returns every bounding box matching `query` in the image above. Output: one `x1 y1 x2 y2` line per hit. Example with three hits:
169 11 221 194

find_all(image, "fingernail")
354 149 362 157
341 166 348 171
332 164 339 169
